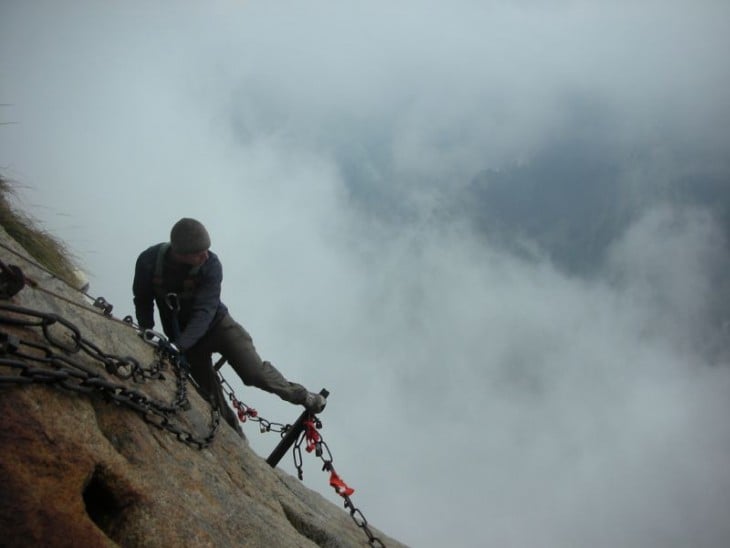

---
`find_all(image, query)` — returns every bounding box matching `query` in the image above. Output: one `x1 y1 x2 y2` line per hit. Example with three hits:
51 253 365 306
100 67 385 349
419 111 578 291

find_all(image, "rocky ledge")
0 226 405 548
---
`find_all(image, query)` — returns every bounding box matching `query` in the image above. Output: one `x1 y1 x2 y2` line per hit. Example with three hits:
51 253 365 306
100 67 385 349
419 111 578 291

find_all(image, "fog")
2 2 730 546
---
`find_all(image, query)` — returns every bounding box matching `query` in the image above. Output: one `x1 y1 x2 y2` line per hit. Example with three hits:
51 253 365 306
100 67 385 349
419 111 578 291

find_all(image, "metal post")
266 388 329 468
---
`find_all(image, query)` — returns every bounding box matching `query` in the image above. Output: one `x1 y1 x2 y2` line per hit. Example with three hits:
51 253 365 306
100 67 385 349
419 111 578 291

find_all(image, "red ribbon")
231 398 257 422
303 418 321 453
329 469 355 497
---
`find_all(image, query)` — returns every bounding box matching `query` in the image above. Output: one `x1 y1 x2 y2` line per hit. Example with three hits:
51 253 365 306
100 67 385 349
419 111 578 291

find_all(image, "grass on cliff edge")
0 176 82 285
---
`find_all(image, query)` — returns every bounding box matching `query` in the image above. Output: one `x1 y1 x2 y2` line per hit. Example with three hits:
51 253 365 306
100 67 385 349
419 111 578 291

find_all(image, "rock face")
0 227 406 548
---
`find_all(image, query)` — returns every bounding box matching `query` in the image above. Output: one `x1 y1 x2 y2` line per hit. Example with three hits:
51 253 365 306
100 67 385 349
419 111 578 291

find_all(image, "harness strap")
152 243 202 302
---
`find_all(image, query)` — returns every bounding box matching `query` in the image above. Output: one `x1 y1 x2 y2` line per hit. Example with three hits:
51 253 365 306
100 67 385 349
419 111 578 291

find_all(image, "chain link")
218 373 292 435
0 303 218 449
292 418 386 547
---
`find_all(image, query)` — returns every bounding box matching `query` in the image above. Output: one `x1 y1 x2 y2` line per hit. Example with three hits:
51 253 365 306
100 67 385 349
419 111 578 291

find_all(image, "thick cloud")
2 2 730 546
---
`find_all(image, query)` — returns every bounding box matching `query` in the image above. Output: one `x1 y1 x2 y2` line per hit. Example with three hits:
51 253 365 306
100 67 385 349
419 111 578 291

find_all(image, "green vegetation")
0 176 81 284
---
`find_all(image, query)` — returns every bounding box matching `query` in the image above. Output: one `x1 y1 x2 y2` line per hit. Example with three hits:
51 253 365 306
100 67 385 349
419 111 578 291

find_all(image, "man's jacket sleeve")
175 256 223 351
133 249 156 330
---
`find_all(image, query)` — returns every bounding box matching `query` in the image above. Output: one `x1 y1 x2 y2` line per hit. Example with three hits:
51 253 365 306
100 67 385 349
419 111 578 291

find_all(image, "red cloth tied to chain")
232 399 257 422
329 469 355 497
303 418 321 453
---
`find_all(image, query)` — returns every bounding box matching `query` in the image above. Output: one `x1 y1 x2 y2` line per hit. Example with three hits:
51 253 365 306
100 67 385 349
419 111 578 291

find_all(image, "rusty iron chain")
0 252 139 328
220 368 386 546
0 303 219 449
218 373 292 436
293 419 386 547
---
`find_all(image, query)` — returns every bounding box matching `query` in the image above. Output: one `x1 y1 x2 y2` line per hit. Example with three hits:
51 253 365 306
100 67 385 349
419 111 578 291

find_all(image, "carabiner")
142 328 168 348
165 292 180 312
93 296 113 316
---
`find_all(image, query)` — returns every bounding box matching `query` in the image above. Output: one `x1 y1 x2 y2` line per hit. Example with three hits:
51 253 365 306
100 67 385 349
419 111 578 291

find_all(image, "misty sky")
2 2 730 547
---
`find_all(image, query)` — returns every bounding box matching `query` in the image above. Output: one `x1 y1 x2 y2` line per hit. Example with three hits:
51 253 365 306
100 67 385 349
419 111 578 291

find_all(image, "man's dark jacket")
133 243 228 351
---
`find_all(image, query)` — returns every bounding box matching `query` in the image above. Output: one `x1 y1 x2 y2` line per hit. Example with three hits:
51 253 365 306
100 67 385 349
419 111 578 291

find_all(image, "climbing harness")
164 292 182 343
152 243 201 303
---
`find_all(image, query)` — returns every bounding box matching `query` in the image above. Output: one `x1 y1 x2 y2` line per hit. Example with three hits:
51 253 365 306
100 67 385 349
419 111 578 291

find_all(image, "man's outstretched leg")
211 314 325 412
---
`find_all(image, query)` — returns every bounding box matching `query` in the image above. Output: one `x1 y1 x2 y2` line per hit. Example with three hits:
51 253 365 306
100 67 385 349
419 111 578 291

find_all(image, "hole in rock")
83 465 124 536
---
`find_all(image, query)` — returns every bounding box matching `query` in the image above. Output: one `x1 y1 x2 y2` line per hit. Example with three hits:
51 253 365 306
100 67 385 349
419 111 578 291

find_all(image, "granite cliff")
0 217 405 547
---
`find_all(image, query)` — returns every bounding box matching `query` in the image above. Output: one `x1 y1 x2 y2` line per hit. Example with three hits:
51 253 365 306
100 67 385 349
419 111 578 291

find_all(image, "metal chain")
293 418 386 547
218 373 292 435
0 250 139 328
0 240 97 300
220 370 386 546
0 303 219 449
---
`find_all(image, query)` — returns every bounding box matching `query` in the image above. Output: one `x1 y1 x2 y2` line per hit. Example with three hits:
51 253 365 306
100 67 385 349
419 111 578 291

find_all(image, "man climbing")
133 218 326 435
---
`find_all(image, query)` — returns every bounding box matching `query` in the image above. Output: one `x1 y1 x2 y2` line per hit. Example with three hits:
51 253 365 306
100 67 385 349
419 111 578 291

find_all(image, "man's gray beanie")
170 218 211 254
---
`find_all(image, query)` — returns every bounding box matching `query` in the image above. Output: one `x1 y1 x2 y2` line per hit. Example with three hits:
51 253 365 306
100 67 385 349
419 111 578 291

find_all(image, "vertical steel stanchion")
266 388 329 468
